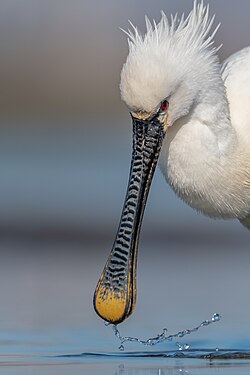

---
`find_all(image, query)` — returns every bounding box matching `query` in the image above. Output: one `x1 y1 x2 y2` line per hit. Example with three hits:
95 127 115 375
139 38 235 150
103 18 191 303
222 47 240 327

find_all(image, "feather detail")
120 1 221 113
121 1 219 55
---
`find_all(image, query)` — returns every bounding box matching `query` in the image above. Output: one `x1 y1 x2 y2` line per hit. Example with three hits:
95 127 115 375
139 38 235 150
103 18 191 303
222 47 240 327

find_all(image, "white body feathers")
161 45 250 220
120 2 250 224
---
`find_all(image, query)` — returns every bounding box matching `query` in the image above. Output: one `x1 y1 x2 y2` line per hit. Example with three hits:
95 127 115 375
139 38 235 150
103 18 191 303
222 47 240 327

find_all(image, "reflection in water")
115 361 250 375
114 359 250 375
116 364 190 375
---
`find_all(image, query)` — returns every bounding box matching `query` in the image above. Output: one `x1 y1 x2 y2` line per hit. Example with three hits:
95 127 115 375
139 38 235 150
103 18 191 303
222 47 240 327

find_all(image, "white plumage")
120 1 250 228
93 1 250 324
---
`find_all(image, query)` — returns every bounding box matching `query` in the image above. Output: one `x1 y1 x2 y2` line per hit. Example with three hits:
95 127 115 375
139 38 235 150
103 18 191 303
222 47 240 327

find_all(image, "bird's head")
120 1 220 130
94 1 220 325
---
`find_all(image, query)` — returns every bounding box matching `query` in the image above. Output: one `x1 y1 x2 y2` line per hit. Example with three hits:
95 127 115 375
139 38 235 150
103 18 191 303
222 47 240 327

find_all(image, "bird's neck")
161 74 243 218
193 75 236 156
164 73 236 170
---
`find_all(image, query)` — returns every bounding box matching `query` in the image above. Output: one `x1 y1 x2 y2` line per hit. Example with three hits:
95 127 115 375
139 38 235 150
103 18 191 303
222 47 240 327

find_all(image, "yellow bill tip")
93 284 129 324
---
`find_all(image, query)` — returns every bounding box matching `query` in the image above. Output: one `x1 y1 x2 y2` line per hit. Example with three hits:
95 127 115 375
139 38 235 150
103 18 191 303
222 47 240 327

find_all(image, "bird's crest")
120 1 220 113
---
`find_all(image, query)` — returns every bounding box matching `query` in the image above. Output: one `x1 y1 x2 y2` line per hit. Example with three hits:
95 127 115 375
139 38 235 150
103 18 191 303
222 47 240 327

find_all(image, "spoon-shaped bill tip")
94 272 135 324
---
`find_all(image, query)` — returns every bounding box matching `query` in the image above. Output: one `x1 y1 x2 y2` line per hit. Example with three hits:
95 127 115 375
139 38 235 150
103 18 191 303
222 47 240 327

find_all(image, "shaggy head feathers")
120 1 220 115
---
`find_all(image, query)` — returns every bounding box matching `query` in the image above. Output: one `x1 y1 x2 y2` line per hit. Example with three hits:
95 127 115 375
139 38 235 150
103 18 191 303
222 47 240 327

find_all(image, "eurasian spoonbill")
94 1 250 324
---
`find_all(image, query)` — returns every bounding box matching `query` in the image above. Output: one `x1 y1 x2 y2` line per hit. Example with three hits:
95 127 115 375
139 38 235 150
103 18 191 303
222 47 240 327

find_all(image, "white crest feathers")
120 1 221 113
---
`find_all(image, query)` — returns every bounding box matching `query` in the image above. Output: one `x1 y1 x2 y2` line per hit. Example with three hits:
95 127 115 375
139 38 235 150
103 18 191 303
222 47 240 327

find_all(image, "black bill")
93 114 165 324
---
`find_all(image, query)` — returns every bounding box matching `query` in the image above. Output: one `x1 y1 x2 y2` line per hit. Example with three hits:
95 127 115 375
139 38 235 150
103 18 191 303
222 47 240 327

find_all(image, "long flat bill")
93 115 165 324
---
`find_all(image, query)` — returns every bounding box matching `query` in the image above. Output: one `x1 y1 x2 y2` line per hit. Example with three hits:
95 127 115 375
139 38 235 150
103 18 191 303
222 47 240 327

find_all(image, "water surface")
1 127 250 374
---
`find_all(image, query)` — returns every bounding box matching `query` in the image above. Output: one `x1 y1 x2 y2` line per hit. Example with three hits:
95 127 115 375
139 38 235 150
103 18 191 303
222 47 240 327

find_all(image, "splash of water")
105 313 221 351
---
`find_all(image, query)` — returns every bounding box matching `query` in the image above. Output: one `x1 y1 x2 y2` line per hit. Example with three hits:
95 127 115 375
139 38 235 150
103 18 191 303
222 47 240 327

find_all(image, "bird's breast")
159 119 250 219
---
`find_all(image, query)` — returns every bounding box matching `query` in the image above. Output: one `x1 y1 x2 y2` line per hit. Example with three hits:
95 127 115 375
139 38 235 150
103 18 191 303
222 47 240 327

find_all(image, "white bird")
94 1 250 324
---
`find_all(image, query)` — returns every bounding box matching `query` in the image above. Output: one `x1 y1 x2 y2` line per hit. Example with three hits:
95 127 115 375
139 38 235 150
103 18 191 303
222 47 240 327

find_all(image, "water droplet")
202 320 209 326
177 343 190 351
212 313 221 322
105 312 222 351
176 342 182 350
216 347 219 352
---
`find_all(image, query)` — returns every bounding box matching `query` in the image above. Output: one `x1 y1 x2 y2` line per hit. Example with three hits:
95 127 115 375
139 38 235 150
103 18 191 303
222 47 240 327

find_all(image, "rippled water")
2 347 250 375
2 313 250 375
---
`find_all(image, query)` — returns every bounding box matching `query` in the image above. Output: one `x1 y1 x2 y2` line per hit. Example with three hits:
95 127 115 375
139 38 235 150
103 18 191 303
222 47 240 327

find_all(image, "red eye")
160 99 169 111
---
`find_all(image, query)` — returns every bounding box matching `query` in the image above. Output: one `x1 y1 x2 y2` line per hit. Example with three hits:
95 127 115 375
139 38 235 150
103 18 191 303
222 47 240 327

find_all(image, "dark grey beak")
93 114 165 324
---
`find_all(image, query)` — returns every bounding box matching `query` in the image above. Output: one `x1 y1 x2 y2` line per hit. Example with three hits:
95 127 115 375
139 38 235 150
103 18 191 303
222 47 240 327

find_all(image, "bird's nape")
93 114 165 324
